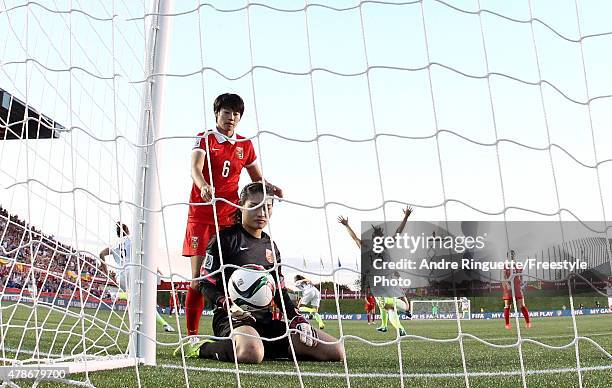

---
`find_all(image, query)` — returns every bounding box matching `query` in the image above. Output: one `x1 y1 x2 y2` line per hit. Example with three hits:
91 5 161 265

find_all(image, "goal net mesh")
1 0 611 387
411 299 470 320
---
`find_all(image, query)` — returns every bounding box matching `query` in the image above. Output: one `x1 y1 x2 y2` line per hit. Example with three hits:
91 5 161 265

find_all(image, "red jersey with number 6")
188 130 257 225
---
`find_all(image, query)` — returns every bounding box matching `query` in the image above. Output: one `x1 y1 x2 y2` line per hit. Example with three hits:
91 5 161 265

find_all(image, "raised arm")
337 216 361 249
394 206 413 235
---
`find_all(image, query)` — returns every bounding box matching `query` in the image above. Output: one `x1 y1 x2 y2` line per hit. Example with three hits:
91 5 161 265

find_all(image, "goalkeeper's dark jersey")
199 223 298 320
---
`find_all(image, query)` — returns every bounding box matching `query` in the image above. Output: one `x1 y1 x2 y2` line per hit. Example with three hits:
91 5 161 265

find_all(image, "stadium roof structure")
0 88 63 140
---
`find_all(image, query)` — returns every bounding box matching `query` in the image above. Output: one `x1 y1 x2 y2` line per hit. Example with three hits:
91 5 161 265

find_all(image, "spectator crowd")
0 205 112 300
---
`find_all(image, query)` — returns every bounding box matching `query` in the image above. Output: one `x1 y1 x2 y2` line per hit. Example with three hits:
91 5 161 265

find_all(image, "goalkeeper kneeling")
174 182 344 363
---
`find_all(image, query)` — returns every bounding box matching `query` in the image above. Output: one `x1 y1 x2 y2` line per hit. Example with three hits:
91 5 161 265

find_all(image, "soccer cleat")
526 322 532 329
505 324 512 330
164 324 175 332
319 325 325 330
173 338 213 358
376 326 388 333
399 329 407 337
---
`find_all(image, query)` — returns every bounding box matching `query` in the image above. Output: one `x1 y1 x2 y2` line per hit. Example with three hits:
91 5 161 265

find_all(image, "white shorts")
300 288 321 308
608 297 612 309
394 298 409 312
117 271 128 290
377 297 408 312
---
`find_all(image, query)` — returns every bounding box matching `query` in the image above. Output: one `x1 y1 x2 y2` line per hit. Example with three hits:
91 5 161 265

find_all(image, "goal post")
410 299 471 320
131 0 175 367
0 0 175 381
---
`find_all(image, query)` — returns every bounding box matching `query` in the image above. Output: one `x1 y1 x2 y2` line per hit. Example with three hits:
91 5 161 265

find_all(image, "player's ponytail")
234 181 275 224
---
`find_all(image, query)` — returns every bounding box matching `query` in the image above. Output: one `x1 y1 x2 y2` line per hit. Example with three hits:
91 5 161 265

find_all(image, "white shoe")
188 336 200 345
164 324 175 332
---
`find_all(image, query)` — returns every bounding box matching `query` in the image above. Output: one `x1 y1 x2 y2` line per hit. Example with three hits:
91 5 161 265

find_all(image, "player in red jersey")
183 93 282 337
364 289 376 325
502 250 531 329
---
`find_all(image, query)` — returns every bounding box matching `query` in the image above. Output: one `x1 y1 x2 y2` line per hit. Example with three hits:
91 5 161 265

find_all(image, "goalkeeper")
176 182 343 363
431 302 439 318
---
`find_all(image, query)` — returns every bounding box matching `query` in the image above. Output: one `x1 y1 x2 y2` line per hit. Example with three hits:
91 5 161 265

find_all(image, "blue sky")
1 0 611 288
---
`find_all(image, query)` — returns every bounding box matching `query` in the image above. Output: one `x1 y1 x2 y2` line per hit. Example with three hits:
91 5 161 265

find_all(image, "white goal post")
0 0 175 382
2 0 612 387
410 299 471 320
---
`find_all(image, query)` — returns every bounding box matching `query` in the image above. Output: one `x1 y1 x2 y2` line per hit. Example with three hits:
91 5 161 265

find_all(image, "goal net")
1 0 612 387
0 0 157 384
411 299 471 320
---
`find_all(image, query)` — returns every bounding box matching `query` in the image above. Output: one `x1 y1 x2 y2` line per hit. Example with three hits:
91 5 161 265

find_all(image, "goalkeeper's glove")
289 315 318 347
215 296 256 324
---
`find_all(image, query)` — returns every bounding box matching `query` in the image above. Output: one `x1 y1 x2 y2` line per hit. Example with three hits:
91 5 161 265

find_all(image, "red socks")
521 305 530 324
504 306 510 325
185 287 204 336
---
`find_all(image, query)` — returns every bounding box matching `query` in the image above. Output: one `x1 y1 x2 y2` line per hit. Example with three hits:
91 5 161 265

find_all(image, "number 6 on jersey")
221 160 230 178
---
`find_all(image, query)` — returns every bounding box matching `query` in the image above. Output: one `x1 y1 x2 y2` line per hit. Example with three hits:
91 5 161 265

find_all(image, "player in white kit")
99 222 175 332
460 296 470 319
294 275 325 330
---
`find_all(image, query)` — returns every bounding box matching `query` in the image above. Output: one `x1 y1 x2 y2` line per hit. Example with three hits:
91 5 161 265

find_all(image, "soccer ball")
228 264 276 311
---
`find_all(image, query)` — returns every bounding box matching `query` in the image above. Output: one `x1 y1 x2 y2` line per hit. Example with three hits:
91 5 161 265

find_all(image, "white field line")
159 363 612 379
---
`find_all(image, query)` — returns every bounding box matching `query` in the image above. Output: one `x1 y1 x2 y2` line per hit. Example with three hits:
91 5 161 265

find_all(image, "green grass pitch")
2 304 611 387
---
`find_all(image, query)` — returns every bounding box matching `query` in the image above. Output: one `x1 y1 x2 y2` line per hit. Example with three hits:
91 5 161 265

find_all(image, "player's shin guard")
198 340 235 362
504 306 510 325
186 287 205 335
520 305 530 323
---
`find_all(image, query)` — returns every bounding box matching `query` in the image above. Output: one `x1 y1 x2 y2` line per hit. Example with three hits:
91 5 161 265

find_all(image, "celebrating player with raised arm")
176 182 343 363
182 93 282 337
337 206 413 249
338 207 413 335
502 250 531 329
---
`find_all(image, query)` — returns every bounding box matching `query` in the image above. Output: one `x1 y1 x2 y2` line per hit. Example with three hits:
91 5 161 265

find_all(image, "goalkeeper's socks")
198 339 235 362
185 287 204 336
520 305 530 323
504 306 510 325
388 310 405 332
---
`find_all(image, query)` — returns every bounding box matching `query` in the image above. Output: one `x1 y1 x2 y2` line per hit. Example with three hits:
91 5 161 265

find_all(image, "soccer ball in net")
228 264 276 311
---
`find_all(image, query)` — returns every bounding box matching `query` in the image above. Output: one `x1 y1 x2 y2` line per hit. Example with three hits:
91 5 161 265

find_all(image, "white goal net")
411 299 471 320
1 0 611 387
